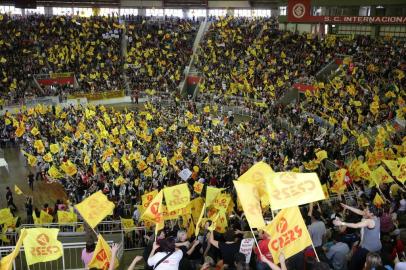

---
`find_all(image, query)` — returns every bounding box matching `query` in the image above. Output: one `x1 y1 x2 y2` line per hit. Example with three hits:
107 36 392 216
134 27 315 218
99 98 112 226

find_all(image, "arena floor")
0 147 68 221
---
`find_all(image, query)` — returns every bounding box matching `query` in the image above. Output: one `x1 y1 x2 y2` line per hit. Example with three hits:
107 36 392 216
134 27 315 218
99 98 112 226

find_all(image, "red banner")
37 77 74 86
319 16 406 24
287 0 312 22
287 0 406 25
293 83 316 93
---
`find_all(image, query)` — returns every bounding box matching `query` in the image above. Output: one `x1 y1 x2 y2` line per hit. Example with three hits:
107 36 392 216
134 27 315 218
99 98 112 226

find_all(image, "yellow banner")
193 181 204 194
205 186 223 207
189 197 204 224
141 190 163 223
233 181 265 229
212 193 231 212
141 190 158 208
88 235 118 270
50 72 73 78
0 208 13 225
40 210 53 224
23 228 63 265
68 90 124 101
120 218 135 232
265 207 312 264
238 161 274 206
57 211 77 225
266 172 325 210
14 185 23 195
75 191 115 228
163 183 190 212
0 229 27 270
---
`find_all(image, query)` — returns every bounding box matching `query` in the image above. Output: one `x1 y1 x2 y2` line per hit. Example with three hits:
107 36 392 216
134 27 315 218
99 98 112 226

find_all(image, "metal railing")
2 221 147 251
0 239 122 270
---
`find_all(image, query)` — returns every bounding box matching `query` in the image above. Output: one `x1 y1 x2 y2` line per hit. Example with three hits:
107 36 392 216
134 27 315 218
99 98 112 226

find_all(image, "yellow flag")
0 229 27 270
102 161 111 172
397 158 406 183
203 156 209 164
238 161 274 205
315 150 328 162
88 235 118 270
141 190 163 223
57 211 77 224
188 197 204 224
142 190 158 208
30 127 40 136
49 143 59 154
264 206 312 264
14 185 23 195
203 106 210 113
357 134 370 147
205 186 223 207
60 160 77 176
213 145 221 155
0 208 13 225
43 152 53 163
357 162 372 180
40 210 53 224
193 181 204 194
195 203 206 237
137 160 147 171
26 154 37 167
15 124 25 137
233 181 265 228
266 172 325 210
382 160 400 177
185 110 194 119
75 191 115 228
373 193 385 208
34 140 45 153
332 169 347 184
48 165 63 179
341 134 348 145
144 167 152 177
371 166 394 185
23 228 63 265
214 210 228 233
212 193 231 212
164 183 190 212
120 218 135 232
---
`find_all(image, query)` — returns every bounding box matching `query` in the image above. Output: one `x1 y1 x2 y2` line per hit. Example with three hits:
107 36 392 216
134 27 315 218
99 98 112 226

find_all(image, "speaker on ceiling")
15 0 37 9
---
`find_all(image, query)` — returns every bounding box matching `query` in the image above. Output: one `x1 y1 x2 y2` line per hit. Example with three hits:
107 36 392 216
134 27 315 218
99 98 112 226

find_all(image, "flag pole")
311 242 320 262
249 226 263 257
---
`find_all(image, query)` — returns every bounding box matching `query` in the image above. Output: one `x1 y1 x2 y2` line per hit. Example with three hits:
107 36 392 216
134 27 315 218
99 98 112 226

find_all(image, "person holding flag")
333 204 382 270
147 237 183 270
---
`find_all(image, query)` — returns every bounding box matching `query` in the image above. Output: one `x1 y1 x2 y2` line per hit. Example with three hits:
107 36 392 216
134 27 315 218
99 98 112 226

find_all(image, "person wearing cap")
333 203 382 270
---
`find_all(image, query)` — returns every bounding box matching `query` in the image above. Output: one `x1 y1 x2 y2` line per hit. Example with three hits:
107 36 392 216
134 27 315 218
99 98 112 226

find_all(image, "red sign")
320 16 406 24
287 0 406 25
287 0 312 22
37 77 74 86
293 83 316 93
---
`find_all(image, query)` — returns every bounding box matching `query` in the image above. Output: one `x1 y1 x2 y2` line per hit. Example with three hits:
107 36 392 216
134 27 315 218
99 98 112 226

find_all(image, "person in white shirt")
148 237 183 270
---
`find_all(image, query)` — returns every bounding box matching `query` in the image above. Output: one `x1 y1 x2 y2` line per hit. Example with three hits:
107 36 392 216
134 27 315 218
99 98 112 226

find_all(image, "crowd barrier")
1 221 147 251
0 240 122 270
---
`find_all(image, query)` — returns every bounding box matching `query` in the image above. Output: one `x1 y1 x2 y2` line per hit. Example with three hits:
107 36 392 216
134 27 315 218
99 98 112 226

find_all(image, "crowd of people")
125 17 198 94
0 12 405 270
0 14 199 106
